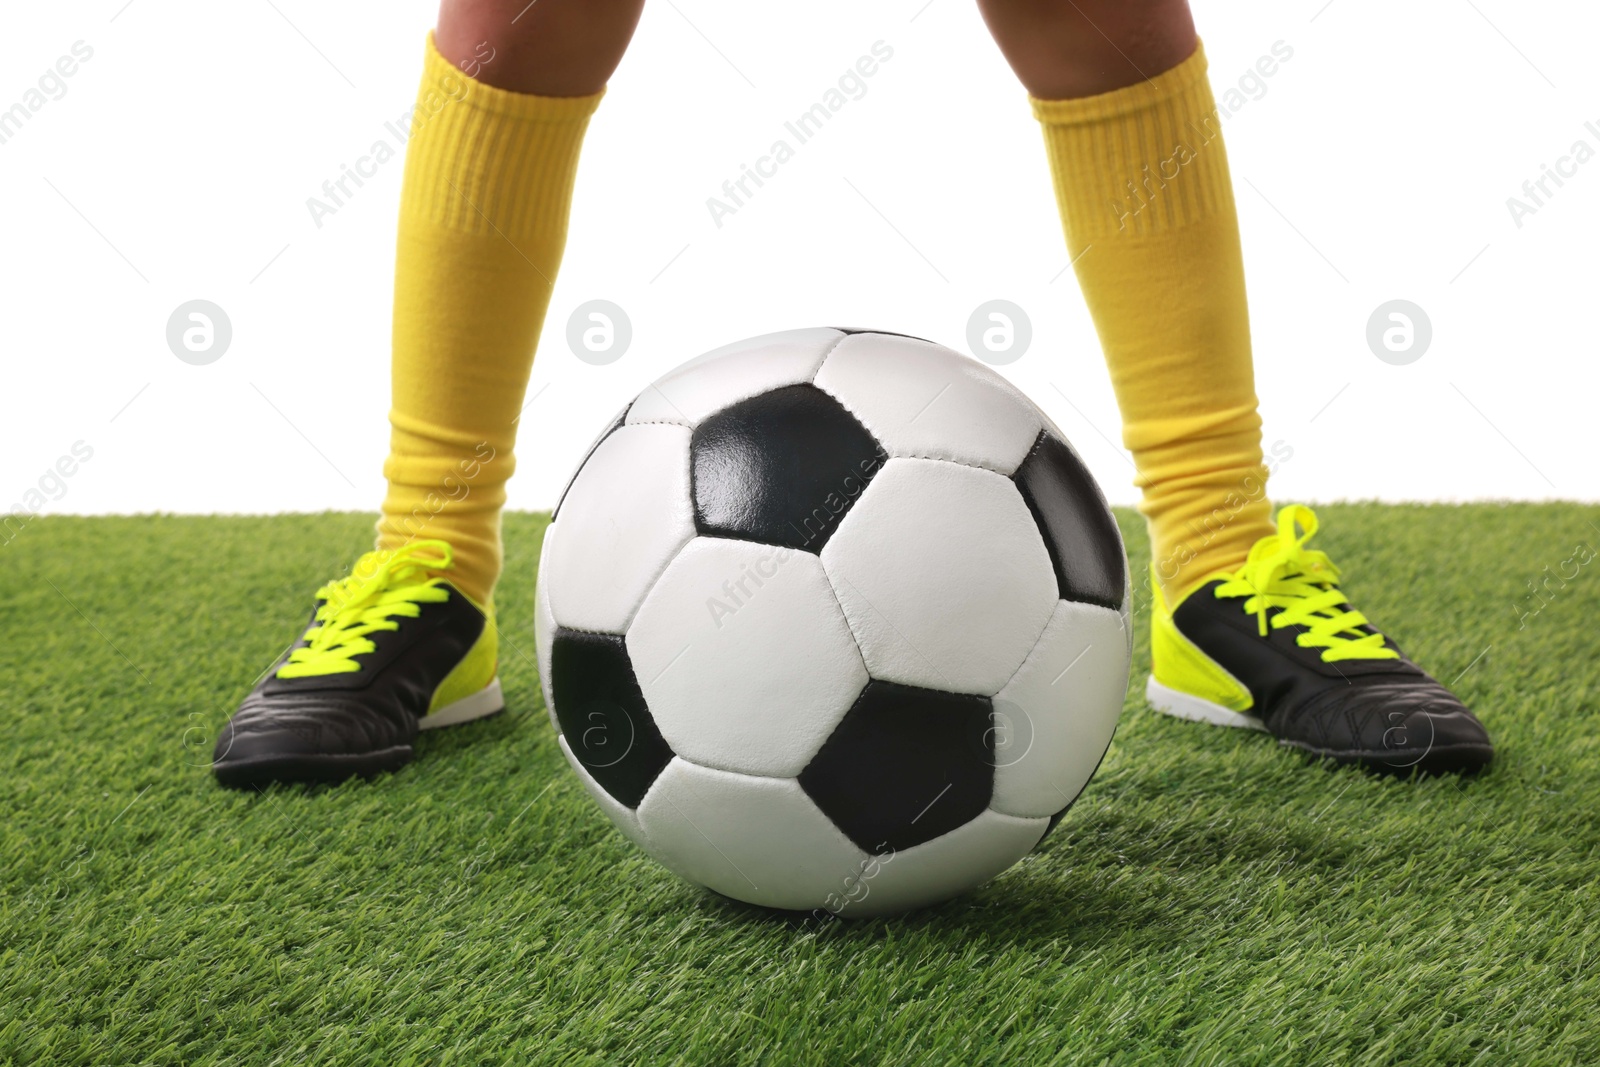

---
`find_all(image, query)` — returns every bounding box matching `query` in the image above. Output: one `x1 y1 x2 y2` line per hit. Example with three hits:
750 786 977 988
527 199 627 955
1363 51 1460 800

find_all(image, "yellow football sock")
375 33 602 606
1032 42 1275 602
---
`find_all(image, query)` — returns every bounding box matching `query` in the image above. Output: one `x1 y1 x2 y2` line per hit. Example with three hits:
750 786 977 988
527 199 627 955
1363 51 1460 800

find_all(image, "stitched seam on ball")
807 331 851 383
617 530 698 634
631 769 667 847
623 400 695 428
567 735 663 851
992 603 1065 699
992 599 1125 698
628 384 695 427
814 558 873 688
667 750 800 781
985 797 1058 823
891 451 1014 476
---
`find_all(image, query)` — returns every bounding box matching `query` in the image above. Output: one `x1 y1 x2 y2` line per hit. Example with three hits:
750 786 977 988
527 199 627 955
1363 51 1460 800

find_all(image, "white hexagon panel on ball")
539 423 696 635
820 456 1058 696
626 536 869 778
813 331 1044 475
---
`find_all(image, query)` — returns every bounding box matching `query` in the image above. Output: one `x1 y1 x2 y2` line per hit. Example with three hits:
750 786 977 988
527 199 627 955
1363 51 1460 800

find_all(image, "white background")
3 0 1595 518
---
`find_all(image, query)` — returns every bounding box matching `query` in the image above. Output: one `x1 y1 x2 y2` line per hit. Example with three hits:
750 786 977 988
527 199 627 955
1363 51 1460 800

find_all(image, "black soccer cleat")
1146 506 1494 775
212 540 503 788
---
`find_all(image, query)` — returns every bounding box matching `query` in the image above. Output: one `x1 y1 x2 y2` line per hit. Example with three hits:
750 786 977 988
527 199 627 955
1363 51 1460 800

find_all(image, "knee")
977 0 1197 98
436 0 647 96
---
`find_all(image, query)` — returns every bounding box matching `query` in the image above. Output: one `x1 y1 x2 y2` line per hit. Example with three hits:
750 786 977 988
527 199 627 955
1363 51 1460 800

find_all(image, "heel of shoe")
1146 676 1267 732
419 677 505 731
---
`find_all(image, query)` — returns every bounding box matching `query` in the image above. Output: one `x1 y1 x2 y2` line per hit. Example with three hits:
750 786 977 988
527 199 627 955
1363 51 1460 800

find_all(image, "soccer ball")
535 328 1131 917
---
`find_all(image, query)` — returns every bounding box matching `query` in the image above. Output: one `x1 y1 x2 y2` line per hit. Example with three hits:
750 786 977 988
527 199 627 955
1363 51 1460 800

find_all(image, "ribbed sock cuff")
1032 42 1233 240
401 32 604 241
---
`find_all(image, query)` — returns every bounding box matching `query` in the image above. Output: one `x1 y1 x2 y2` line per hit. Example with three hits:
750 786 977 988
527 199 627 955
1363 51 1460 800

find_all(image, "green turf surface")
3 504 1597 1065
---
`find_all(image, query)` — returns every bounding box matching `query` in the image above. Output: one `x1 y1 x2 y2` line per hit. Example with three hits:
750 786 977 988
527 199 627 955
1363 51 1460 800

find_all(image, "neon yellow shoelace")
276 540 455 679
1213 505 1398 664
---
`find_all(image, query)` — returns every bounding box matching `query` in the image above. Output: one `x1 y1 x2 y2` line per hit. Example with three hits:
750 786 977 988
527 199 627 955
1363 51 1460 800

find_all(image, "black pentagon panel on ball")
799 680 994 853
548 629 673 809
691 383 887 552
552 402 631 521
1012 430 1127 609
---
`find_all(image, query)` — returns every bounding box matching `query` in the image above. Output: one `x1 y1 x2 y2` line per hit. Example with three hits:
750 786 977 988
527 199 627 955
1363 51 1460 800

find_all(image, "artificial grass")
2 504 1597 1065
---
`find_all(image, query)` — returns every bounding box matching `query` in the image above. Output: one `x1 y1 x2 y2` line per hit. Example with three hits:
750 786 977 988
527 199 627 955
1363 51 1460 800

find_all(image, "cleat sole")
419 676 505 731
1146 677 1268 733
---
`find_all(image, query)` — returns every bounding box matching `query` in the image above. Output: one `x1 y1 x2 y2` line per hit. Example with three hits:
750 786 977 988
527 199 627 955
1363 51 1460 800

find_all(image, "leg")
981 0 1273 600
977 0 1195 98
379 0 646 606
981 3 1493 775
435 0 644 95
215 1 645 788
